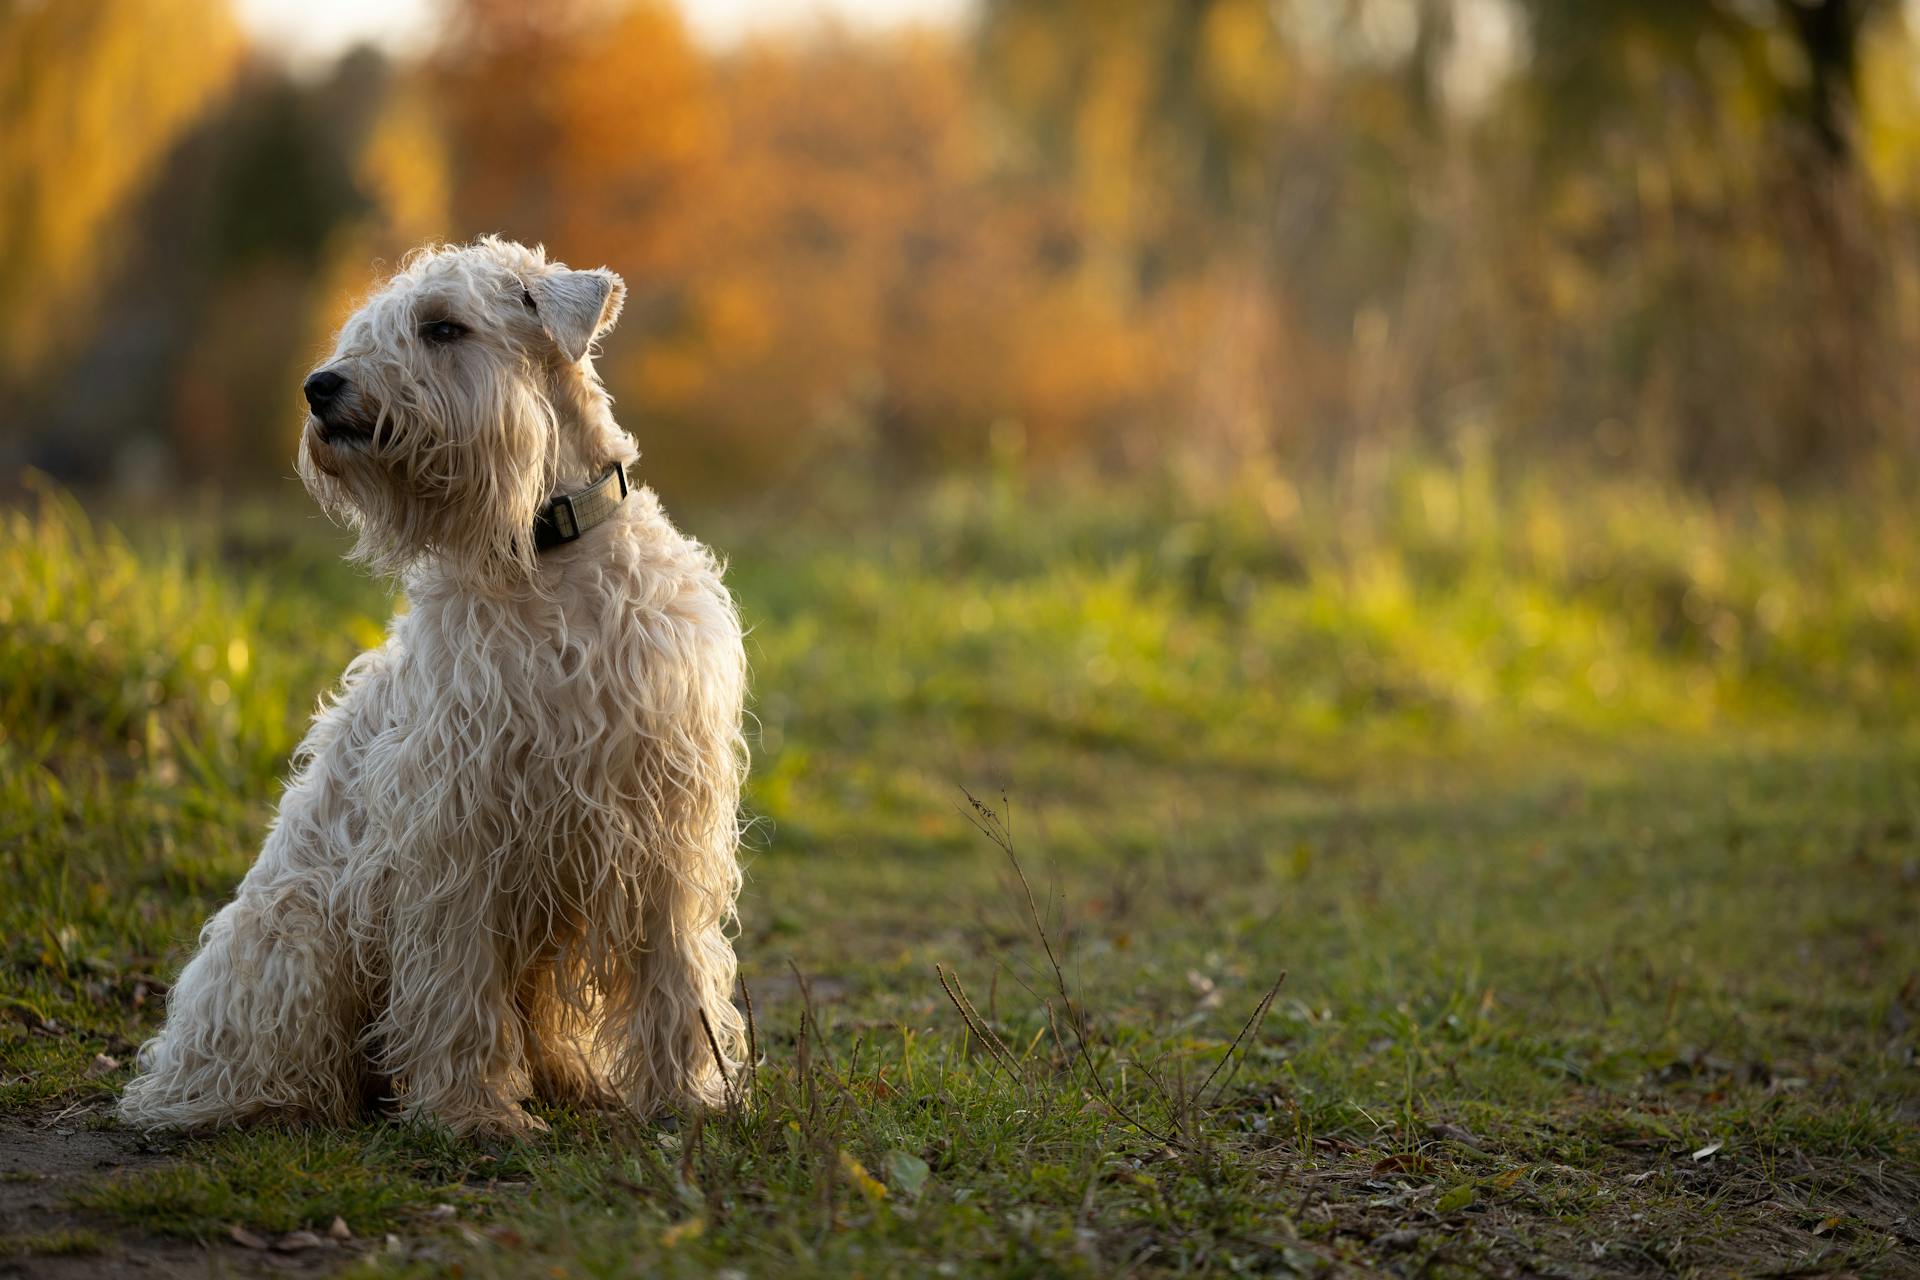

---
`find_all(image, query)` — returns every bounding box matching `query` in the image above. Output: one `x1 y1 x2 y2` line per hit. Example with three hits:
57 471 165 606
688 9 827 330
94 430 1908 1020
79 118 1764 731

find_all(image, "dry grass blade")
936 963 1023 1081
1200 970 1287 1107
697 1006 739 1111
739 975 759 1096
957 785 1179 1146
740 976 758 1070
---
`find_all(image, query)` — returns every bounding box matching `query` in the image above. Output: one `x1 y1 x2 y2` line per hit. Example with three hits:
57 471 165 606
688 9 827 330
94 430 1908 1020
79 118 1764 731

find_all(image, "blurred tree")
17 48 440 487
970 0 1299 472
170 55 380 480
626 32 1051 484
978 0 1291 255
8 0 1917 498
1517 0 1899 166
0 0 242 389
434 0 711 264
977 0 1462 470
435 3 1172 491
1508 0 1915 479
1784 0 1883 162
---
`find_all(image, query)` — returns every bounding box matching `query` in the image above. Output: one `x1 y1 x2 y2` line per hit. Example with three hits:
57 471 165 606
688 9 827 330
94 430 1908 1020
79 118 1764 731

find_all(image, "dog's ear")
528 267 626 363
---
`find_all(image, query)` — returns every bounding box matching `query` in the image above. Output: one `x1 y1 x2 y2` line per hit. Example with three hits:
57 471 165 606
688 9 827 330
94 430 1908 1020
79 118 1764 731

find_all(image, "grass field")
2 461 1917 1277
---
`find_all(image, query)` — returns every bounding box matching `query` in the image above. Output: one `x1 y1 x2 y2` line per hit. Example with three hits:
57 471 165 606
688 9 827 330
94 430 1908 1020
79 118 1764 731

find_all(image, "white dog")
119 238 748 1137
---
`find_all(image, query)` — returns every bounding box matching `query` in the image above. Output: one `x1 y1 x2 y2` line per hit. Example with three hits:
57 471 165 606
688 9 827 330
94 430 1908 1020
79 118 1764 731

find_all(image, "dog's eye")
420 320 469 346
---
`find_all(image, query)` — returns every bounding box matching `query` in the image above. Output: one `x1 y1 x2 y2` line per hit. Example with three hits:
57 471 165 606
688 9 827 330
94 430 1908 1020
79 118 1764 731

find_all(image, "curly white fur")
119 238 748 1137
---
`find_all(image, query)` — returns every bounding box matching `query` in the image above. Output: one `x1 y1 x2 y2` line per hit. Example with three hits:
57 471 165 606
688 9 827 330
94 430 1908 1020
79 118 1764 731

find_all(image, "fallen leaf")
228 1226 270 1250
1691 1140 1724 1161
1811 1216 1842 1236
1435 1182 1477 1213
884 1150 930 1199
839 1151 887 1201
273 1231 323 1252
661 1216 706 1246
1428 1122 1483 1149
1370 1152 1431 1176
1487 1165 1529 1192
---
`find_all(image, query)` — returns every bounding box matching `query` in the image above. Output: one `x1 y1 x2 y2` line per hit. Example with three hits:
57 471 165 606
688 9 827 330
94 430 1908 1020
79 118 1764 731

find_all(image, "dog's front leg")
373 868 544 1139
119 682 386 1133
118 873 362 1130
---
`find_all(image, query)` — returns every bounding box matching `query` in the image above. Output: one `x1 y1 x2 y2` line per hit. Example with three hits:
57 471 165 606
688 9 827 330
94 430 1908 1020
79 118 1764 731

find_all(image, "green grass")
69 1129 492 1240
2 460 1917 1276
0 1227 108 1256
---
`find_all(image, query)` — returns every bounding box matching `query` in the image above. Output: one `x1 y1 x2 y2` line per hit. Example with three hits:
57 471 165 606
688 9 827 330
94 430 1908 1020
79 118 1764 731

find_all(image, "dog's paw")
464 1107 549 1143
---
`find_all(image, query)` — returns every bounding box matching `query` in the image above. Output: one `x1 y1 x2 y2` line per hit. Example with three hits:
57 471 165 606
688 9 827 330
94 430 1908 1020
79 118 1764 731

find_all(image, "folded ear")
529 267 626 363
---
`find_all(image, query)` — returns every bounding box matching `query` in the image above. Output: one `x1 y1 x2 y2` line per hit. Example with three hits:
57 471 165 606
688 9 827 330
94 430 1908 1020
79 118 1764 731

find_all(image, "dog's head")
298 237 633 589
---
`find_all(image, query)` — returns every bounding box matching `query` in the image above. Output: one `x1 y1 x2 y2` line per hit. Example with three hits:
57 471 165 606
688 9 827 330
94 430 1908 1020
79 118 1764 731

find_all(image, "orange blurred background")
4 0 1919 503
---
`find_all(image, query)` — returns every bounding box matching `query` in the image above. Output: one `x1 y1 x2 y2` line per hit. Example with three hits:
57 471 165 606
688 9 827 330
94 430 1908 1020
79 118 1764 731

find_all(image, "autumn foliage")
4 0 1920 497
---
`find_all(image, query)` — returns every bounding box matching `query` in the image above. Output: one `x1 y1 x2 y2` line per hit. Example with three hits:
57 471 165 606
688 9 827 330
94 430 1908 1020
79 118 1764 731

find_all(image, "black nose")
303 370 347 410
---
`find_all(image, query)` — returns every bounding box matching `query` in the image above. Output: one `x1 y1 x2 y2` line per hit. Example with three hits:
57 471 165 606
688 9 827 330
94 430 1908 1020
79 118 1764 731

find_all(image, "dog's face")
299 238 627 588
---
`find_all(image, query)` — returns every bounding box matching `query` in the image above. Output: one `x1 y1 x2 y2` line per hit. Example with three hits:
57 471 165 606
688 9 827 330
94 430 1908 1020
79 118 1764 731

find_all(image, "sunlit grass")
2 462 1916 1275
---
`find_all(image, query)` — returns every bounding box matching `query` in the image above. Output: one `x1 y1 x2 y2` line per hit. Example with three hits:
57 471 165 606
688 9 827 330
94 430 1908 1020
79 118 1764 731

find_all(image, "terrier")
119 238 748 1137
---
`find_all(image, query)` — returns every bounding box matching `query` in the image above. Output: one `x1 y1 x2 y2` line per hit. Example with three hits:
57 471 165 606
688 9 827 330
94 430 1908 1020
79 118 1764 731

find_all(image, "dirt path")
0 1114 354 1280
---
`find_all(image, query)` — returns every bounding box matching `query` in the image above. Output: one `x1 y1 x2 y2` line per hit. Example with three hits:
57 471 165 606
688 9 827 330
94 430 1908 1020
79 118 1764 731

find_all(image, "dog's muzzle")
304 370 376 446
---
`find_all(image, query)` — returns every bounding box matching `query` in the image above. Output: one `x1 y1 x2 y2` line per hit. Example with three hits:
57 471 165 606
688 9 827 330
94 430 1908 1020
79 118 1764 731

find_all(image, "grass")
0 1227 108 1256
1 458 1917 1276
69 1129 491 1240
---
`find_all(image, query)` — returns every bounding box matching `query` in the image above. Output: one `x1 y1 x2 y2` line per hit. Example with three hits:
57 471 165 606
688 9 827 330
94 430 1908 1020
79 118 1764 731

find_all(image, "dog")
118 238 749 1137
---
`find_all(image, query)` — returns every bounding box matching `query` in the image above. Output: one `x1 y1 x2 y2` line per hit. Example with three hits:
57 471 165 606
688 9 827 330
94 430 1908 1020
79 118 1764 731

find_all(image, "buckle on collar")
551 494 579 541
533 463 630 554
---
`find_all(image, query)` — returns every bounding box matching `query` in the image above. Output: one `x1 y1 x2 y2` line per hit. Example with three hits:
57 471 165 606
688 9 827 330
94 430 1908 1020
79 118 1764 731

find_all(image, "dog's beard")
299 379 558 593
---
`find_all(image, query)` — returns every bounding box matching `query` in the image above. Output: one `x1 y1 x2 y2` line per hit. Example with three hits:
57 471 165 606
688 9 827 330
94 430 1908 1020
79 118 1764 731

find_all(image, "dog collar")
532 463 630 553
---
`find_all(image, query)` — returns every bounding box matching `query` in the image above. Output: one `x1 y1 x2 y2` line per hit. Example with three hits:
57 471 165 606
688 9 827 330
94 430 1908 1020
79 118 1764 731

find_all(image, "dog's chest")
379 555 734 798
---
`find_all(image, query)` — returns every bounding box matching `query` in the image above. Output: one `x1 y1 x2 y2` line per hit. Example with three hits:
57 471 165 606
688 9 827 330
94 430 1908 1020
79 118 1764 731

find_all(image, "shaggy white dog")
119 238 748 1137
